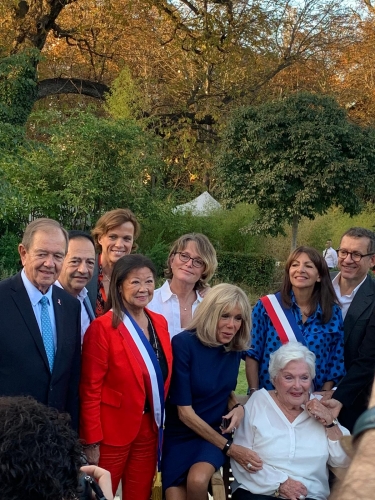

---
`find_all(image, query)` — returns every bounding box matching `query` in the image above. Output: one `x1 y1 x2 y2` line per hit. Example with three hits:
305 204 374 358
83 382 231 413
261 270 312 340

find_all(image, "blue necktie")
40 296 55 371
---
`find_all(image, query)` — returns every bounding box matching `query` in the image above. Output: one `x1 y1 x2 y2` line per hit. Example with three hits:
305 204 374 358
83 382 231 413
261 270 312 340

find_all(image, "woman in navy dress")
162 284 263 500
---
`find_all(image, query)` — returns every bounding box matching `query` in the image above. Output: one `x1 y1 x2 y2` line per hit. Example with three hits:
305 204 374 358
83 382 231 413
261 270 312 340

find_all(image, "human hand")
279 477 307 500
315 389 334 401
320 398 343 418
305 399 336 426
80 465 113 500
84 445 100 466
221 404 245 433
228 444 263 473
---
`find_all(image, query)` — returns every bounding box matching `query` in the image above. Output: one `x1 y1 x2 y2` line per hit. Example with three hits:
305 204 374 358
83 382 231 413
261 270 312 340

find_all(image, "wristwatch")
325 418 339 428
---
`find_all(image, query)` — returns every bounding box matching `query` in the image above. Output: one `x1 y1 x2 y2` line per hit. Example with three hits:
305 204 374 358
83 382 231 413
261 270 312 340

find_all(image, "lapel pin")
57 299 61 305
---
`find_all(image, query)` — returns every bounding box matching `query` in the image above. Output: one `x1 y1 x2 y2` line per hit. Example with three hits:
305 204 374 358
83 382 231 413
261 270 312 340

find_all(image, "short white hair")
269 342 316 382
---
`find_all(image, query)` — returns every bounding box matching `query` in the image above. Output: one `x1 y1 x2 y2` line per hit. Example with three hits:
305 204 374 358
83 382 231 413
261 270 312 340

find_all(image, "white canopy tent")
173 191 221 216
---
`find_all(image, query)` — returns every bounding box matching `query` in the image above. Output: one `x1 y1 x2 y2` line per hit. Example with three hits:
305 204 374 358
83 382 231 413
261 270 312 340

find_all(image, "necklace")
179 292 194 311
298 305 310 317
103 272 111 282
145 313 160 361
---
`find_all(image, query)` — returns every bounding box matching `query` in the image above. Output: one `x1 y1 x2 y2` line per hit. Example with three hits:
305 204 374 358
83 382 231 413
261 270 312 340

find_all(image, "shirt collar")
290 290 322 318
159 279 202 304
55 280 88 301
22 269 53 306
332 272 368 298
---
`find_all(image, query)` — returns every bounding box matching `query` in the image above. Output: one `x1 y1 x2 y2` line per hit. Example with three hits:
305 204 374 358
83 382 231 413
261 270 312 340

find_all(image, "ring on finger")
299 495 306 500
246 462 252 469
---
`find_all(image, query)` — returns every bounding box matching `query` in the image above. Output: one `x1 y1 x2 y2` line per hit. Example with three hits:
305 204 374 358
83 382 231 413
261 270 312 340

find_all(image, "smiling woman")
147 233 217 339
245 246 345 394
86 208 141 317
80 254 173 500
231 343 350 500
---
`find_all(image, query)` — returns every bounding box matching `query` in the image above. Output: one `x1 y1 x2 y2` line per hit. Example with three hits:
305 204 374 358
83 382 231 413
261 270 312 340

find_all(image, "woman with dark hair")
87 208 141 317
162 284 262 500
245 246 345 394
80 254 173 500
148 233 217 338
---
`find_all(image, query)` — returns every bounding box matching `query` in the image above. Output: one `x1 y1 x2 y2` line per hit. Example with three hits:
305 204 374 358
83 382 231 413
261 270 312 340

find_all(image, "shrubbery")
215 251 275 291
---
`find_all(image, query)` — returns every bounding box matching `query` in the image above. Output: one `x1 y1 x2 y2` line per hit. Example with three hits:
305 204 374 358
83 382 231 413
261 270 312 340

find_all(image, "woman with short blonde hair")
162 284 261 500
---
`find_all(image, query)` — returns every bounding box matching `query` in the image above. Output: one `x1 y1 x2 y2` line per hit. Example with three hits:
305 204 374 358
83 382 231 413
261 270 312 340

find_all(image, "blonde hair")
91 208 140 253
188 283 251 351
165 233 217 289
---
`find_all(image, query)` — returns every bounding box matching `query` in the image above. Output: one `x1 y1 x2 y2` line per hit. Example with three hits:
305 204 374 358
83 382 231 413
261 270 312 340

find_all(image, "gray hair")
269 342 316 382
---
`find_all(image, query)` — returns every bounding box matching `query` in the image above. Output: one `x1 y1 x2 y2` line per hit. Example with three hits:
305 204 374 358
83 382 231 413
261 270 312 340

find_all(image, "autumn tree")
216 92 375 249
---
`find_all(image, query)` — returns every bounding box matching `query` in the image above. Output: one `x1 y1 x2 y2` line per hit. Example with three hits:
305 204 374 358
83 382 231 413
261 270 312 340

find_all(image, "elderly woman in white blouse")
231 343 350 500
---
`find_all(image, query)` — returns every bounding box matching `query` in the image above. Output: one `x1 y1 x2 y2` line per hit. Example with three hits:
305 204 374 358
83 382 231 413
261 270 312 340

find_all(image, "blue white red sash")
260 292 307 346
119 311 165 472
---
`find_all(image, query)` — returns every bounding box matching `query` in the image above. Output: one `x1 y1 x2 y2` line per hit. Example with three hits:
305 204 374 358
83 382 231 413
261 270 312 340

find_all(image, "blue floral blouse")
246 293 345 391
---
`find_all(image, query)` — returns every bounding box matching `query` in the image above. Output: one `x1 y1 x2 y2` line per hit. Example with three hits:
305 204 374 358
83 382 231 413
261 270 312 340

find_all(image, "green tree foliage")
0 110 164 228
0 51 39 126
216 92 375 249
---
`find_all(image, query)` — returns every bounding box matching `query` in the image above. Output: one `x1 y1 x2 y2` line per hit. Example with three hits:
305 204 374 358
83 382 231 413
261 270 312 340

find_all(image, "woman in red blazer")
80 254 172 500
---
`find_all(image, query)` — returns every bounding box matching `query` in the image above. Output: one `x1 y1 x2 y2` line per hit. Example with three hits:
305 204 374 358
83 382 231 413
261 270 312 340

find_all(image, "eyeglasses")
175 252 205 268
337 249 374 262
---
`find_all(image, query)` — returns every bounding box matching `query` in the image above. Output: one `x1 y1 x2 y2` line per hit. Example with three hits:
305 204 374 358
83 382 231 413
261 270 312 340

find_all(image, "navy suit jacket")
335 275 375 430
0 272 81 429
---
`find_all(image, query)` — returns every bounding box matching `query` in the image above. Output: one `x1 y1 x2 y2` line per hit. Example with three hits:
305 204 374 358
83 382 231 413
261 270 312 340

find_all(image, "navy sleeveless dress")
162 330 242 490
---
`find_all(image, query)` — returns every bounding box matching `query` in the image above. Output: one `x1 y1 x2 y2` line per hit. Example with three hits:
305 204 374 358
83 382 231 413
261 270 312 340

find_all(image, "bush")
215 251 275 291
0 232 21 275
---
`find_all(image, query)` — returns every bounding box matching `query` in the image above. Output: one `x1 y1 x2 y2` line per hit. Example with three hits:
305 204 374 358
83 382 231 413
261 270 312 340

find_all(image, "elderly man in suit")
56 230 96 344
322 227 375 430
0 218 81 429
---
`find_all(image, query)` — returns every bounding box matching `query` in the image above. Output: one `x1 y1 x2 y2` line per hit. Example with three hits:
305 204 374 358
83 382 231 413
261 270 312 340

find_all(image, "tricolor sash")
119 311 165 473
260 293 317 390
260 292 307 346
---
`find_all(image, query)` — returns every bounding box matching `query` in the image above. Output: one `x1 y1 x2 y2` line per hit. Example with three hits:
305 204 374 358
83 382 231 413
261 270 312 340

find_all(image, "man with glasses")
322 227 375 430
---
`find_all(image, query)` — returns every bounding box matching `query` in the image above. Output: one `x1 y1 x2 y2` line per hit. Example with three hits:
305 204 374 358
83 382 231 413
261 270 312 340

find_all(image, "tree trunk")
291 215 299 251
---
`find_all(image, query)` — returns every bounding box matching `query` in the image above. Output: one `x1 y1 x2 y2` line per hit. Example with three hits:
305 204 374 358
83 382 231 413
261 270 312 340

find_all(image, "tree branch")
36 78 109 100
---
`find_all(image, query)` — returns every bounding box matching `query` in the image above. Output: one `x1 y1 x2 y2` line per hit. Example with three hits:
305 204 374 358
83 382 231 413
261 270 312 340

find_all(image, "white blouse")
231 389 350 500
147 280 202 339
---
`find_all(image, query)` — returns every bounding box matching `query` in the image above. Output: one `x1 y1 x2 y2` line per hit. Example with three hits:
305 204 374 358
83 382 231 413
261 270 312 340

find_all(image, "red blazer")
80 308 172 446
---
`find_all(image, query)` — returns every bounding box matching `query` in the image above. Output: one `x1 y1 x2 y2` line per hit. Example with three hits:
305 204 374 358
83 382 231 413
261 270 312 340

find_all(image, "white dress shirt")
55 280 90 344
323 247 338 268
231 389 350 500
332 273 368 320
147 280 203 338
22 269 57 351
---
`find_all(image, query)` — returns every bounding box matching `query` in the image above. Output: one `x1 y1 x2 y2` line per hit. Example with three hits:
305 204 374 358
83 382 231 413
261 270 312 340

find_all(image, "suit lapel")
344 276 375 342
10 273 50 371
52 286 66 377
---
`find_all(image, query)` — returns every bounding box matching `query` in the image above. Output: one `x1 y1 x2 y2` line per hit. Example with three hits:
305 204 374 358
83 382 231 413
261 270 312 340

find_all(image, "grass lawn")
236 360 248 395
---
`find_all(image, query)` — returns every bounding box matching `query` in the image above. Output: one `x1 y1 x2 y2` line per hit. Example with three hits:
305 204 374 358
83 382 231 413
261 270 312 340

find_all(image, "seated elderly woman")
0 396 113 500
231 343 350 500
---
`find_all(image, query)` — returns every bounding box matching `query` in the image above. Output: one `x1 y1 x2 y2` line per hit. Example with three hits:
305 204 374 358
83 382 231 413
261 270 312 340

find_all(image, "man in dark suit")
56 230 96 344
323 227 375 430
0 218 81 429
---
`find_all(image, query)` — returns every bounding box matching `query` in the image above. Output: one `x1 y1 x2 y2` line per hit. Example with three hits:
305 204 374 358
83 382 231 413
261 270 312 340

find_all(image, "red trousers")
99 412 158 499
